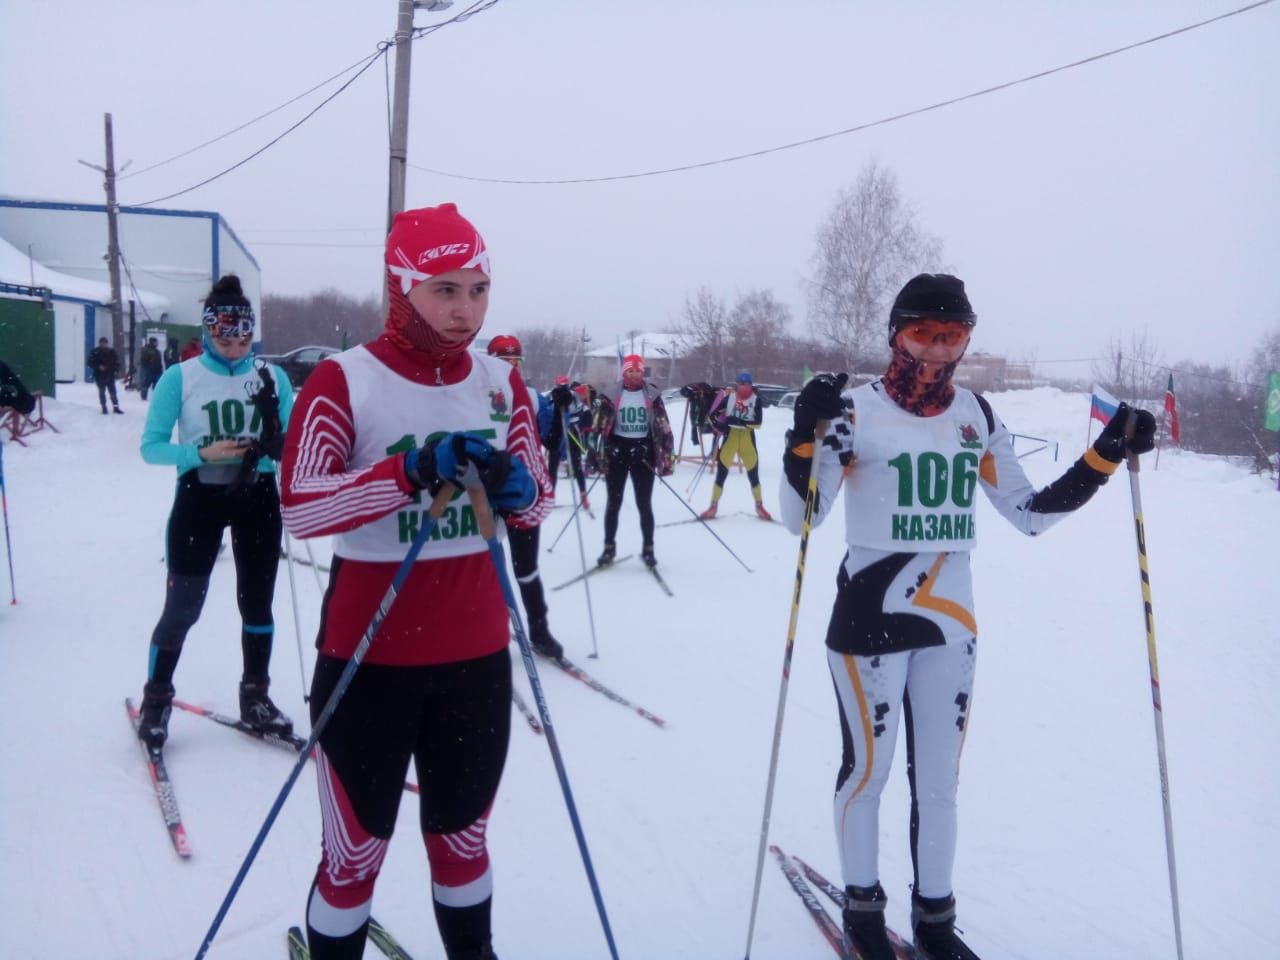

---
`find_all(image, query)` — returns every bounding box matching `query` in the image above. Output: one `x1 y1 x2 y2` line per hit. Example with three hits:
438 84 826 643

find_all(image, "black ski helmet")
888 274 976 343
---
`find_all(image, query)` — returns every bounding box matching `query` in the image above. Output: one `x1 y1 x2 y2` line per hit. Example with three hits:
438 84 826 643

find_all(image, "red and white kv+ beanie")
383 203 489 354
386 203 489 294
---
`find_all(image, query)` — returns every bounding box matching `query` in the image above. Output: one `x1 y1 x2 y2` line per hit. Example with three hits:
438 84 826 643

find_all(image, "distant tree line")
260 289 381 353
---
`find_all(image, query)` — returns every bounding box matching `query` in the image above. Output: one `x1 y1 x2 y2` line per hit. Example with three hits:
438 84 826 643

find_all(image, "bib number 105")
887 451 978 508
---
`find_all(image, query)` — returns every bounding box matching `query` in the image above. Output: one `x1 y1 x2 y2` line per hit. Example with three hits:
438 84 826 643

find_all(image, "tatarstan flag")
1164 374 1181 444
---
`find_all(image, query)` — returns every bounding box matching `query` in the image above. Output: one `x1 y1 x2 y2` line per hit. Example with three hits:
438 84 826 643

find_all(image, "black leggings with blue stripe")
147 471 281 686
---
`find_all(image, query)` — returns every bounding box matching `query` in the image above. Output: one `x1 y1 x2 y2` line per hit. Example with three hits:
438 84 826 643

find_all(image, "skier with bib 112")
779 273 1156 960
700 371 771 521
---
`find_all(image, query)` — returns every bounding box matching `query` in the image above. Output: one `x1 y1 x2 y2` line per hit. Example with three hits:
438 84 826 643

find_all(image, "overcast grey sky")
2 1 1276 377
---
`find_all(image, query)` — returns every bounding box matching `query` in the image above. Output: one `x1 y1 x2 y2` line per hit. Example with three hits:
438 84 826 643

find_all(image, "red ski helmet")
487 334 523 361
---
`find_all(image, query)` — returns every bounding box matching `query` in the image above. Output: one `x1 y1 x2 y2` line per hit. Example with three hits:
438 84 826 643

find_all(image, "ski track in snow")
0 382 1276 959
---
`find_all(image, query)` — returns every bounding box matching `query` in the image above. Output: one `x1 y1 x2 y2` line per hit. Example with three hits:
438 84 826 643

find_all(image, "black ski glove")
792 373 848 443
550 384 574 409
251 364 285 461
1093 402 1157 464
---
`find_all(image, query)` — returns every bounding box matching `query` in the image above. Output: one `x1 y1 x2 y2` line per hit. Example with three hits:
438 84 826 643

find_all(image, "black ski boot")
528 617 564 660
912 893 981 960
137 680 175 751
597 542 616 566
842 883 897 960
641 543 657 567
239 677 293 737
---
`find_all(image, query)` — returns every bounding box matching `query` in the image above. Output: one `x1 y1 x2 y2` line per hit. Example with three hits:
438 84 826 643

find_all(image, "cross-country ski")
124 697 192 859
550 554 633 591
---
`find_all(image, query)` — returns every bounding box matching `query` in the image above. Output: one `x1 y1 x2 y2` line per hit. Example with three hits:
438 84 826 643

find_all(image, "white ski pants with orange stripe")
827 641 976 899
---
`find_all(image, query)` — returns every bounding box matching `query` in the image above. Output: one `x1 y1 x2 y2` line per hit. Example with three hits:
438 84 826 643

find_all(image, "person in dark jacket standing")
88 337 123 414
139 337 164 400
163 337 181 369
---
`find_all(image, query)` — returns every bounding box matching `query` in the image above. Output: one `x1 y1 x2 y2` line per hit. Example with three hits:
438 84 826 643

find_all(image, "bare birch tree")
679 286 730 383
729 289 792 379
807 160 943 374
1092 329 1165 406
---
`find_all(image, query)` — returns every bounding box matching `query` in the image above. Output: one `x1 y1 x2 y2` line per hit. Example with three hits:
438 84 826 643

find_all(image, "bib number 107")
887 451 978 508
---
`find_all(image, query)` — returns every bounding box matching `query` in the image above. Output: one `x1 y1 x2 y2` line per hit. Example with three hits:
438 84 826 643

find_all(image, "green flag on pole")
802 365 814 385
1265 370 1280 432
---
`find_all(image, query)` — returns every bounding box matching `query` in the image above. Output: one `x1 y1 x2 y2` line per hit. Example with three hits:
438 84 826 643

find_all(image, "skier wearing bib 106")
699 371 772 521
779 274 1156 960
134 274 296 752
595 354 673 569
280 204 552 960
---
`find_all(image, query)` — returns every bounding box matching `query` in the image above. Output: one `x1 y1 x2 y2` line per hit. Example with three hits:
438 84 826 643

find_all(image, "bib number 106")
886 451 978 508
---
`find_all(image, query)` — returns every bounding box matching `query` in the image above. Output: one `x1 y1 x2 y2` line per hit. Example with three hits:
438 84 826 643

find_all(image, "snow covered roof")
584 331 689 359
0 235 170 313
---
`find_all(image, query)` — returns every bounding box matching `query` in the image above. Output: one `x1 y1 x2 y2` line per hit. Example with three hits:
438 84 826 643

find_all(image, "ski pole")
193 485 455 960
280 527 309 703
300 536 327 594
565 412 601 659
686 433 718 498
275 476 309 702
653 468 752 573
470 483 621 960
546 473 602 554
0 443 14 604
743 419 827 960
1124 419 1184 960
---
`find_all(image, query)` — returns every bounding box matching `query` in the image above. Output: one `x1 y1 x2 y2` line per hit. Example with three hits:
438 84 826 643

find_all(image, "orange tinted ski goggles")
897 319 973 348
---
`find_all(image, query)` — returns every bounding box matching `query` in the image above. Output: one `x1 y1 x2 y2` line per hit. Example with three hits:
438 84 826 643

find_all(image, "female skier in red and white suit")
280 204 552 960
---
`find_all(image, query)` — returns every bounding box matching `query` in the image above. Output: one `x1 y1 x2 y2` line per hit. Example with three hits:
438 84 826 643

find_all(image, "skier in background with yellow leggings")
700 371 772 521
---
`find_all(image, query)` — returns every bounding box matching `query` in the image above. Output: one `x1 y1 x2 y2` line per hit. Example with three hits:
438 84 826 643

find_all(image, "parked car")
777 390 800 410
752 383 794 407
257 344 342 389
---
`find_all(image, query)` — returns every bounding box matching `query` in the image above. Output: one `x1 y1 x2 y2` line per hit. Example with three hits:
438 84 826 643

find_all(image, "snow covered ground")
1 380 1276 960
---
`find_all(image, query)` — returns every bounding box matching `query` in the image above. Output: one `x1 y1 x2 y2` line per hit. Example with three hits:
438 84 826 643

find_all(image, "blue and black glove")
1093 402 1157 464
405 432 536 514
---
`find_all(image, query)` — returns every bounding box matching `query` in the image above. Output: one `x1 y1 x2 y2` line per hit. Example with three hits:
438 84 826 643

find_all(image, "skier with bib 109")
594 354 674 569
779 273 1156 960
280 203 552 960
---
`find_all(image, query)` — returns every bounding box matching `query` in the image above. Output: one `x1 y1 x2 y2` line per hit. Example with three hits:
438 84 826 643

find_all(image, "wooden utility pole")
386 0 416 235
80 113 126 351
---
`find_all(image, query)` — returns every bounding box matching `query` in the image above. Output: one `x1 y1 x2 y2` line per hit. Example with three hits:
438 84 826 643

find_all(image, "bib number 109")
887 451 978 508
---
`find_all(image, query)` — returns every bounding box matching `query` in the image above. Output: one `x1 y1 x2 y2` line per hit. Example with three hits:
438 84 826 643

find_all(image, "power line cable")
123 0 506 208
118 53 382 182
118 0 500 182
410 0 1275 186
127 47 390 208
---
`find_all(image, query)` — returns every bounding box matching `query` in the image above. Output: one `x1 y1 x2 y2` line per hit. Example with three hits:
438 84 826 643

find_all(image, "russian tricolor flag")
1090 384 1120 426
